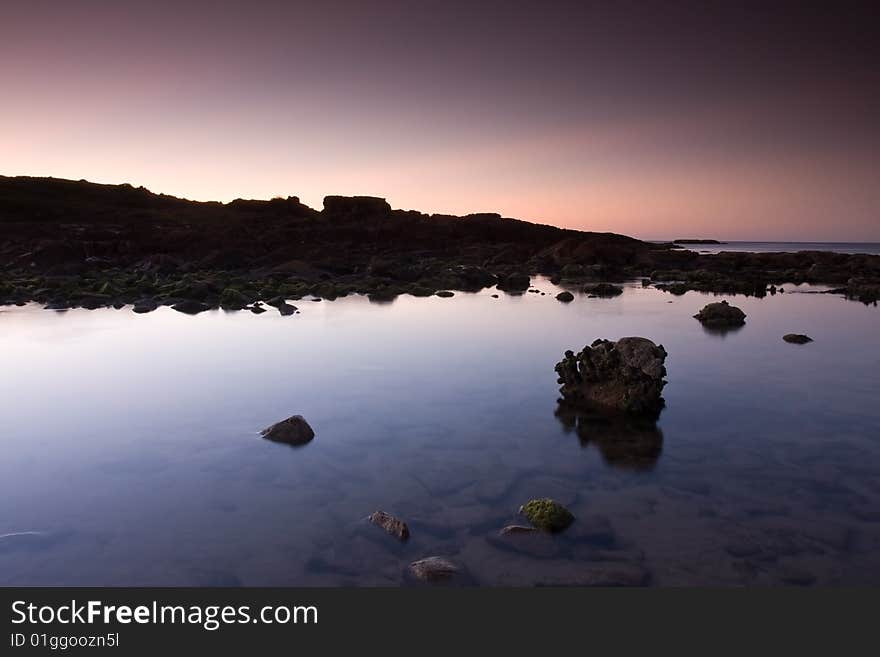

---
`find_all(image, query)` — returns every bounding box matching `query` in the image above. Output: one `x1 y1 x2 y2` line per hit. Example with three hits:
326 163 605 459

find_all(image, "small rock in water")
132 298 159 314
520 498 574 533
250 304 267 314
556 291 574 302
783 333 813 344
260 415 315 446
408 556 460 581
277 302 297 316
693 300 746 327
435 290 454 298
369 511 410 541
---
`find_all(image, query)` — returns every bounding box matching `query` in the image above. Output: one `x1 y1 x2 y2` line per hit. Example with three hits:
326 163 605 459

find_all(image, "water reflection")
554 404 664 471
700 323 746 338
0 281 878 586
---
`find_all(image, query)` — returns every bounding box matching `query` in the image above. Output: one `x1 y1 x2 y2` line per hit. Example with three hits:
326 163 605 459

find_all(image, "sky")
1 0 878 240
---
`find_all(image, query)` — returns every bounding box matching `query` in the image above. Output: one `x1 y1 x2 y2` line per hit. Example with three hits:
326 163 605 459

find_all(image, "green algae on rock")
519 498 574 532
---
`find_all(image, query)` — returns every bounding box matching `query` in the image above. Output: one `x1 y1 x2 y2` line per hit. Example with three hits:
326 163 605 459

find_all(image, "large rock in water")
555 337 668 416
261 415 315 446
693 300 746 327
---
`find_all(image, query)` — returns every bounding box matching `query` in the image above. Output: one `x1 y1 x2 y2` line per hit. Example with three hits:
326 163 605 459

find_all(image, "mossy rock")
520 498 574 532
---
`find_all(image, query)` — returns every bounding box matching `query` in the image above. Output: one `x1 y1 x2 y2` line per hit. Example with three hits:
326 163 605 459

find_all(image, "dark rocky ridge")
1 176 878 309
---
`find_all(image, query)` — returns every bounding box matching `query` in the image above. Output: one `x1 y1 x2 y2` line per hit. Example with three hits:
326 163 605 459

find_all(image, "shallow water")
660 241 880 255
1 281 878 586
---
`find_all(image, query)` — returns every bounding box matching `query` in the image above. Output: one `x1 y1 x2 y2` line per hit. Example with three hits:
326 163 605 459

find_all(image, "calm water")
1 281 878 586
664 241 880 255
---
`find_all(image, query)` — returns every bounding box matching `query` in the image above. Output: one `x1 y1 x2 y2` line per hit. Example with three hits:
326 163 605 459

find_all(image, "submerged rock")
783 333 813 344
260 415 315 446
408 556 460 581
489 525 561 559
555 337 668 416
369 511 410 541
536 563 651 587
693 300 746 327
519 498 574 533
499 525 538 536
584 283 623 297
556 291 574 302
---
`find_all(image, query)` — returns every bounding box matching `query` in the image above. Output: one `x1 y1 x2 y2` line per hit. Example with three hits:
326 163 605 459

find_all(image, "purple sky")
2 1 878 239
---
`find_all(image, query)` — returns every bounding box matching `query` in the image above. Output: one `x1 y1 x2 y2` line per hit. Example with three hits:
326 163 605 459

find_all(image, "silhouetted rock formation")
1 176 878 310
555 338 668 417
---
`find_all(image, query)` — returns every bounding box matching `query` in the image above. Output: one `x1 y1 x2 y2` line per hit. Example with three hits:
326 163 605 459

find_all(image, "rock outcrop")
260 415 315 446
693 300 746 327
555 337 668 416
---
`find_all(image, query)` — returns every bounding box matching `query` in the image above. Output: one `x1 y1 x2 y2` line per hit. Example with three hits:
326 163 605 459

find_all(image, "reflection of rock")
693 300 746 327
408 556 460 581
369 511 410 541
554 337 667 417
555 404 663 471
260 414 315 446
699 322 745 338
783 333 813 344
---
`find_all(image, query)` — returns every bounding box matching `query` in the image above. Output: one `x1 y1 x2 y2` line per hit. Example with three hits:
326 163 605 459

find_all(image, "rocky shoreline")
2 176 878 311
